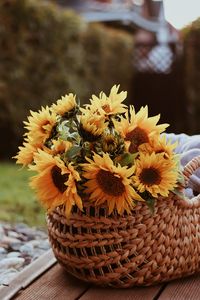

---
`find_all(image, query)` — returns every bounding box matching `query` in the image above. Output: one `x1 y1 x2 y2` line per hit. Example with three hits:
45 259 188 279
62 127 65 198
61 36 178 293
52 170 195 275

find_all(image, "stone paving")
0 222 50 285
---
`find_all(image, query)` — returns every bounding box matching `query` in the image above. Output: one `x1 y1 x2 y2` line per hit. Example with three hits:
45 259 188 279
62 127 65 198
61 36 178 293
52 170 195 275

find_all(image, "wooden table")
0 250 200 300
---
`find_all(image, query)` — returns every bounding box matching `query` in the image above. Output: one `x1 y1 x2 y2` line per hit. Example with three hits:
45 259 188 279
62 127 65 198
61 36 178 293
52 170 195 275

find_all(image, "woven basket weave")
47 156 200 287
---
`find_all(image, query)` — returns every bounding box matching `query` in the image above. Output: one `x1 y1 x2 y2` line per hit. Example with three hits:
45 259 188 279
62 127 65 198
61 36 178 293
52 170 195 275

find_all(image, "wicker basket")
47 156 200 287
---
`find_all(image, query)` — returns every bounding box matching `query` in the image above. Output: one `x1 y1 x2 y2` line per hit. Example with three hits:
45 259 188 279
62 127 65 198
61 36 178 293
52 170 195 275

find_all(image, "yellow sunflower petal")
24 106 56 146
29 151 82 215
82 152 143 215
51 93 77 116
14 143 37 167
81 85 127 117
114 105 169 153
133 152 179 198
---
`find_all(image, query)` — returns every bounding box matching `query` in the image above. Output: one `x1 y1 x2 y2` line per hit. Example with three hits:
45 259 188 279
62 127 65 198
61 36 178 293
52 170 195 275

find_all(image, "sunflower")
81 85 127 117
133 152 178 198
14 142 37 166
114 105 169 153
50 139 72 155
51 93 77 116
79 111 107 142
29 150 82 217
139 134 178 159
24 107 57 146
82 152 144 215
95 128 125 155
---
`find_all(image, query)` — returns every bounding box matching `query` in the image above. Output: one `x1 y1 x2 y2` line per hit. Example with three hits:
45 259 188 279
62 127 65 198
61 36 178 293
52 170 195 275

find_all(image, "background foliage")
0 0 134 159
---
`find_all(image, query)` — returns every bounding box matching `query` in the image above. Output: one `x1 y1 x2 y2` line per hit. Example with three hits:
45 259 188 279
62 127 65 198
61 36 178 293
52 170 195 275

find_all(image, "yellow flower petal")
133 152 179 198
29 150 82 216
51 93 77 116
82 152 144 215
114 105 169 153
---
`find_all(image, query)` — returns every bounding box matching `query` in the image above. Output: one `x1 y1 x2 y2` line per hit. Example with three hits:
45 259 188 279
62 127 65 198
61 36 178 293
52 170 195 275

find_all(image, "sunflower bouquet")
15 85 182 218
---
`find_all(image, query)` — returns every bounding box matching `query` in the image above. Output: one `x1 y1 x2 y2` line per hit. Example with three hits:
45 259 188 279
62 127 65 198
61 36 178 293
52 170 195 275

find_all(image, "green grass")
0 163 46 227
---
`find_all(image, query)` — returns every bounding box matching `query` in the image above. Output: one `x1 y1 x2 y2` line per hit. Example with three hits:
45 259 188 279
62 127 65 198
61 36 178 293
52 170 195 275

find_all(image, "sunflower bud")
95 129 125 156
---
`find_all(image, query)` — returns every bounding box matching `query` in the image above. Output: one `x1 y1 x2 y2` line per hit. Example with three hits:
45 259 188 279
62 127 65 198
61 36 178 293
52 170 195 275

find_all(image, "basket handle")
180 155 200 208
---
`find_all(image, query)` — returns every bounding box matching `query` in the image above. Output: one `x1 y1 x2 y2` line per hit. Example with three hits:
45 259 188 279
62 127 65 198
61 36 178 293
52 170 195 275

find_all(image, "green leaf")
172 188 186 199
177 172 185 185
117 152 138 167
65 146 81 160
146 198 155 214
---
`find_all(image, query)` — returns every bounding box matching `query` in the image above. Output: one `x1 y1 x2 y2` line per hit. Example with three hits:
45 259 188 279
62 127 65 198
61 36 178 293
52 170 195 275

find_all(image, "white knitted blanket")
166 133 200 197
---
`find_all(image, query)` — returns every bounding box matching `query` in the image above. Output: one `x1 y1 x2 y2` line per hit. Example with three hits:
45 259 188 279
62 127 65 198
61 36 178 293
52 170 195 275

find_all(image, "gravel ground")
0 222 50 285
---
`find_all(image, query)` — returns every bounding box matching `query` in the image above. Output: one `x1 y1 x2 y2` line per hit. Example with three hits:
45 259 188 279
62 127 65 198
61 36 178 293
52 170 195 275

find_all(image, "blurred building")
54 0 187 133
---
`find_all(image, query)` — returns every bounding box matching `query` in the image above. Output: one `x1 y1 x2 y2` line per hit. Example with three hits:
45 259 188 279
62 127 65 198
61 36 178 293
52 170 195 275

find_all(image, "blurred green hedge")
183 18 200 134
0 0 134 159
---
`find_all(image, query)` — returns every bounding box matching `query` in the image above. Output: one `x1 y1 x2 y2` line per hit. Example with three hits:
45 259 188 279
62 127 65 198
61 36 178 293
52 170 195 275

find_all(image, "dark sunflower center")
79 124 101 142
96 170 125 196
139 167 161 186
105 137 115 146
51 166 69 193
102 104 111 113
126 127 149 153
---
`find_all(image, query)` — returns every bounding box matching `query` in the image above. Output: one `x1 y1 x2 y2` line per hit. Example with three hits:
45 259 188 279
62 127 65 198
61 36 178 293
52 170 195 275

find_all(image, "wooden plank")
0 249 56 300
79 284 165 300
158 275 200 300
13 264 90 300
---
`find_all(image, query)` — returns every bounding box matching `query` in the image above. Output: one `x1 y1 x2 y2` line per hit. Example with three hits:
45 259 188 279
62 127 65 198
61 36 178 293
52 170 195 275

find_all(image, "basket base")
47 199 200 287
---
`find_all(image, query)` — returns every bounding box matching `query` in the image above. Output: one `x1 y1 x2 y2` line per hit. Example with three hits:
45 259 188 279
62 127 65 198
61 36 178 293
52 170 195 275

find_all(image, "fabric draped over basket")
166 133 200 195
